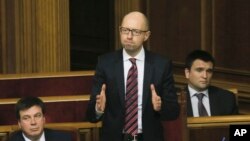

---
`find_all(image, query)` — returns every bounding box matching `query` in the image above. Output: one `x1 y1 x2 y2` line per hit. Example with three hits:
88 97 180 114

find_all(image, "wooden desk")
187 115 250 141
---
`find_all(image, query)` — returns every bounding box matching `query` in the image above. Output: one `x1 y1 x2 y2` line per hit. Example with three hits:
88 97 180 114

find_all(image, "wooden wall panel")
2 0 247 82
211 0 250 83
0 0 70 74
213 0 249 70
147 0 250 83
0 0 4 73
0 0 16 73
149 0 201 65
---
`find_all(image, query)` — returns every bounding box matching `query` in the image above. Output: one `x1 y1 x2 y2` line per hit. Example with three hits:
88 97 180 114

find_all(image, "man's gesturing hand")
96 84 106 112
151 84 162 111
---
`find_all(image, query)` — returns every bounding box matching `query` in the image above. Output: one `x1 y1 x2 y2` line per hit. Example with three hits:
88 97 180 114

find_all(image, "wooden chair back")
162 88 188 141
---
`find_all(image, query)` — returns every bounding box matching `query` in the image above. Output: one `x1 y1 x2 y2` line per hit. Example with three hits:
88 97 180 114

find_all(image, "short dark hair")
185 50 215 69
15 96 45 120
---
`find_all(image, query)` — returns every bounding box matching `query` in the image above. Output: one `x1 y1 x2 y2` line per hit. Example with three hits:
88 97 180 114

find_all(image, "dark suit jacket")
86 49 180 141
8 128 72 141
186 86 239 117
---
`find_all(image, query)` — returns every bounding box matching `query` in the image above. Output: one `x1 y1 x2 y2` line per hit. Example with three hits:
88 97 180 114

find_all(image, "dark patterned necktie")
124 58 138 135
195 93 208 116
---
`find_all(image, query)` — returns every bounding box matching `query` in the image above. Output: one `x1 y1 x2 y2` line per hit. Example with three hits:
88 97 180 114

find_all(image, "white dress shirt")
188 86 211 117
22 131 45 141
123 47 145 133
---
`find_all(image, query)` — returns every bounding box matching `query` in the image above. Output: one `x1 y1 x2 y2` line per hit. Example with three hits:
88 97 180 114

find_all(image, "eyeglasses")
119 27 148 36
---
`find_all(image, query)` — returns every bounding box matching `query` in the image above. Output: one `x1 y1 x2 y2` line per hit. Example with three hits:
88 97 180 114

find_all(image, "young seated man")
8 96 73 141
184 50 239 117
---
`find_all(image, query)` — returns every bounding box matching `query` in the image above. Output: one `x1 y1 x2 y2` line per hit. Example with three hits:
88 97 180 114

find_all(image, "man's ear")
144 31 151 41
18 121 21 128
184 68 190 79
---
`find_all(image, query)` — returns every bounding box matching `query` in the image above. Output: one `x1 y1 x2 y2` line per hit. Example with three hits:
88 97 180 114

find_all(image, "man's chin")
198 85 209 91
124 45 135 50
25 132 42 140
29 130 42 136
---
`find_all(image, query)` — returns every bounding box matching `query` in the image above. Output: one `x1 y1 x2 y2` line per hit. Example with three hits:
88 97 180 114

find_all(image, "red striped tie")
124 58 138 135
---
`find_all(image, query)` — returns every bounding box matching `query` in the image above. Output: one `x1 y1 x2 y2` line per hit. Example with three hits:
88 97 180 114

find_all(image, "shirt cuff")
95 104 104 119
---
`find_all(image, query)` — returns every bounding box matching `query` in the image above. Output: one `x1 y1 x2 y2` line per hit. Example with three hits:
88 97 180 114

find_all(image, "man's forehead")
20 106 42 115
192 59 213 67
122 15 147 29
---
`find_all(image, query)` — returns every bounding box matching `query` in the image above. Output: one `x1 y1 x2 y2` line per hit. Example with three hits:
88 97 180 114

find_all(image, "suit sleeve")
160 60 180 120
86 56 105 123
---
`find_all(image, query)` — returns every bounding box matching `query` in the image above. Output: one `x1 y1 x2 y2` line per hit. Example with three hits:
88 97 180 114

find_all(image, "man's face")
185 59 214 91
120 13 150 56
18 105 45 140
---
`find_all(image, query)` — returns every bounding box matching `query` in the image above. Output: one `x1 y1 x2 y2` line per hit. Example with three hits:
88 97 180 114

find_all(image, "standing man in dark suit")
8 96 72 141
184 50 238 117
86 11 179 141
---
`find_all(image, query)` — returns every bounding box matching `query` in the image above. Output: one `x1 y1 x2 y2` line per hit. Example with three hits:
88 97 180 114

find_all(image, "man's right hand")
151 84 162 111
96 84 106 112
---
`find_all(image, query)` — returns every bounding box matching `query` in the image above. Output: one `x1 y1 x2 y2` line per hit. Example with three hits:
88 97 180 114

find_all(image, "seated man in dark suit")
184 50 238 117
8 96 72 141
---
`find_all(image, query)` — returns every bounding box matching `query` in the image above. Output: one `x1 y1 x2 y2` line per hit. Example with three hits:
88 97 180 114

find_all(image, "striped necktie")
124 58 138 135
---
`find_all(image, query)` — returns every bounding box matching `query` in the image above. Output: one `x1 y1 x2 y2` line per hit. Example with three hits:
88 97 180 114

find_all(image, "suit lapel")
17 131 26 141
185 86 194 117
44 128 49 140
208 87 218 115
115 50 125 108
142 51 153 113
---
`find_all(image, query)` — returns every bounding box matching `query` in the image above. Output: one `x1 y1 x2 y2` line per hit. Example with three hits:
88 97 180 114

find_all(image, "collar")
123 47 145 62
188 85 209 97
22 131 45 141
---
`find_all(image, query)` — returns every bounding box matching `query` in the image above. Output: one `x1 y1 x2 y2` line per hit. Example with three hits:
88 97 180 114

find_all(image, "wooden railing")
0 71 249 113
0 95 90 105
